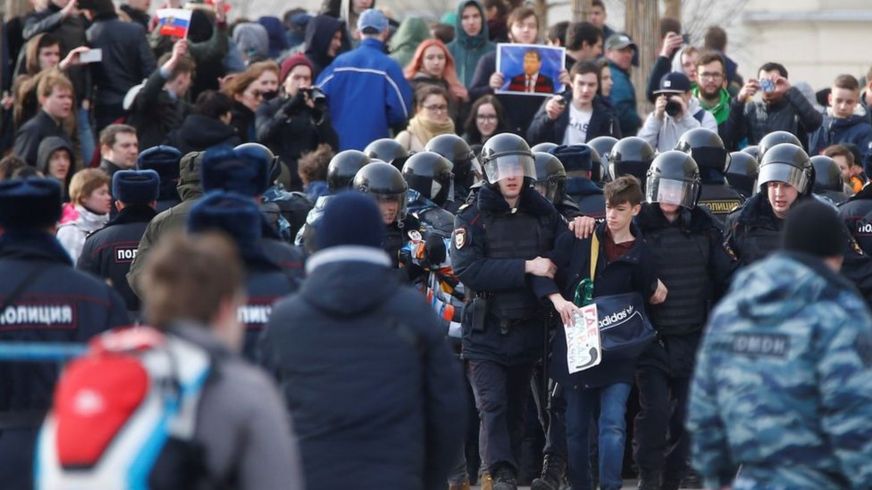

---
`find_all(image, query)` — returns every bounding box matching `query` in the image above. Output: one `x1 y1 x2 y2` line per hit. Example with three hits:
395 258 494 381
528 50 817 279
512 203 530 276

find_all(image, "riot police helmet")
645 150 701 209
425 134 479 184
610 136 655 183
587 136 618 182
479 133 536 184
327 150 370 191
810 155 843 193
726 151 759 197
757 131 802 162
235 142 281 184
533 152 566 204
402 151 454 206
353 161 409 223
674 128 729 174
364 138 410 170
758 143 813 195
531 142 559 153
741 145 760 161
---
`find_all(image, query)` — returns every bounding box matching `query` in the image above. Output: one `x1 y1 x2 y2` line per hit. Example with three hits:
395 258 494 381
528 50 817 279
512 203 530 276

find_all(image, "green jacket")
388 17 431 70
446 0 495 88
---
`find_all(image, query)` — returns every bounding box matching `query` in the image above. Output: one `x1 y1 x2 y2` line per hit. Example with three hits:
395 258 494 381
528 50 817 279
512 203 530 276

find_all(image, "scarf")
408 115 456 146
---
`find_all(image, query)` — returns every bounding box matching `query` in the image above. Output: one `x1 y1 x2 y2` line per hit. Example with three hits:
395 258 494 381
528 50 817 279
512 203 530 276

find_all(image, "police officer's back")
402 151 456 236
425 134 480 213
610 136 656 184
675 128 744 225
839 181 872 255
688 200 872 489
811 155 850 204
725 151 758 198
549 145 604 219
137 145 182 212
78 170 160 316
0 178 129 489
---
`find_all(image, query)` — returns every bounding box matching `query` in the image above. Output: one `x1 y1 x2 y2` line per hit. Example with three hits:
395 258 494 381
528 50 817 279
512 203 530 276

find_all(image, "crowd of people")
1 0 872 489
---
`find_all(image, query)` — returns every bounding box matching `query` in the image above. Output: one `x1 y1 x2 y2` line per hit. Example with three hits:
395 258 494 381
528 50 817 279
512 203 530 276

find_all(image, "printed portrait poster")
495 43 565 96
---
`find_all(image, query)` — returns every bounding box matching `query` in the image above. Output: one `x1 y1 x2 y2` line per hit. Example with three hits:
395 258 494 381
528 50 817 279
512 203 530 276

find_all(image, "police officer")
353 161 423 273
365 137 410 171
725 151 758 198
295 149 370 253
403 151 456 236
675 128 745 225
634 151 735 490
755 130 802 161
0 178 129 490
247 142 313 242
187 191 299 360
839 172 872 256
549 145 604 219
688 199 872 489
587 135 618 183
610 136 656 184
451 133 565 490
78 169 160 317
740 144 760 161
811 155 849 204
137 145 182 212
534 151 581 219
425 134 481 211
531 142 558 153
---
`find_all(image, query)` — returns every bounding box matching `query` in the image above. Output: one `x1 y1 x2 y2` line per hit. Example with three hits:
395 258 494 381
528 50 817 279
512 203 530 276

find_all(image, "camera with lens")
665 98 683 118
301 86 327 106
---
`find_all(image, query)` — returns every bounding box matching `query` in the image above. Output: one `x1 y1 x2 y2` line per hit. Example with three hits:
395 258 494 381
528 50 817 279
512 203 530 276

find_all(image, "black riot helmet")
479 133 536 184
758 143 814 195
327 150 370 192
610 137 655 184
402 151 454 206
726 151 759 197
531 142 559 153
353 161 409 222
741 145 760 161
533 152 566 204
810 155 843 193
674 128 729 174
235 142 281 184
645 150 701 209
425 134 479 186
364 138 410 171
587 137 617 183
757 131 802 162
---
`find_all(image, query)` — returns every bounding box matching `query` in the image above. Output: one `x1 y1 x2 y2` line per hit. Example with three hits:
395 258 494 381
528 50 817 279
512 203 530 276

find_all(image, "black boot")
492 464 518 490
530 454 565 490
637 470 662 490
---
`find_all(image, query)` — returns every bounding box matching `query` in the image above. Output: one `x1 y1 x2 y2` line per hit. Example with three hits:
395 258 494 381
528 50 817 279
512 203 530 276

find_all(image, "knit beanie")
316 191 384 250
280 53 314 84
782 199 847 258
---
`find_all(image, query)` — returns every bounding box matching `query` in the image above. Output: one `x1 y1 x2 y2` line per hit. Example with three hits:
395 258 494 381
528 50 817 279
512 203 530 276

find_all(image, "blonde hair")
68 168 109 205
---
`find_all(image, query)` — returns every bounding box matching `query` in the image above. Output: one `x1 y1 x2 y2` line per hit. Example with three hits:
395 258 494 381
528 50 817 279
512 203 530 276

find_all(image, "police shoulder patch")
453 228 467 249
851 237 865 256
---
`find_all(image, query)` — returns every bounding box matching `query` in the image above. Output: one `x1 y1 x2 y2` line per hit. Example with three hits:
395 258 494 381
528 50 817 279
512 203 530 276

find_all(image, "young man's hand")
649 279 668 304
489 72 505 90
545 96 566 120
526 256 557 278
569 216 597 239
737 79 759 103
549 294 578 326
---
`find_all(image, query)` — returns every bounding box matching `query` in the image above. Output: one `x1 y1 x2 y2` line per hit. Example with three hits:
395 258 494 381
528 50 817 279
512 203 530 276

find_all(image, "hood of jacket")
233 22 270 60
257 16 289 58
304 15 348 71
36 136 74 176
301 245 400 316
724 251 857 326
176 150 204 202
565 176 602 199
175 114 238 153
389 17 431 57
452 0 489 49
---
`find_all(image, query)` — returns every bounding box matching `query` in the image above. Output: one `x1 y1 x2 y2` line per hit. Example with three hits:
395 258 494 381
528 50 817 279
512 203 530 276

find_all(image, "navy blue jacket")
527 95 621 146
239 254 298 361
810 114 872 164
260 248 465 490
566 177 606 219
540 222 658 388
77 205 156 314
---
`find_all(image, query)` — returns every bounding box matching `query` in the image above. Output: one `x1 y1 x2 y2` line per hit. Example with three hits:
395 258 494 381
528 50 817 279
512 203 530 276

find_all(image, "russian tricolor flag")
156 8 193 38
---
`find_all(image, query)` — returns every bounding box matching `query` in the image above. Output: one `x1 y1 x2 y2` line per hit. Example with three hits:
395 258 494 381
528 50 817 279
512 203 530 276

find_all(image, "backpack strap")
693 109 705 123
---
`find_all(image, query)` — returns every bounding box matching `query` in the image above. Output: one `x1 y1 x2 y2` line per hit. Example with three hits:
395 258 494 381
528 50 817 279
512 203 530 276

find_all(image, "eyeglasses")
477 114 497 121
245 90 264 99
423 104 448 113
699 72 723 81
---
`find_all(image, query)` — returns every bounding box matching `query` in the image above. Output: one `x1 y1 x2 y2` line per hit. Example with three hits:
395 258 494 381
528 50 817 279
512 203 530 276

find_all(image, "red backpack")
36 326 215 489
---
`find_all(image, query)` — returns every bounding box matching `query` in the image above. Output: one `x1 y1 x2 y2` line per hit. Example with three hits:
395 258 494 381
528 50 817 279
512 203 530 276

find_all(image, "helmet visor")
646 178 698 209
484 154 536 184
758 163 808 193
373 192 407 223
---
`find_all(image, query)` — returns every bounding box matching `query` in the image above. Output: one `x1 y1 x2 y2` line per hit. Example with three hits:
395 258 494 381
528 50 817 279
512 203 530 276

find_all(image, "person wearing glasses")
223 62 280 143
692 51 733 142
396 85 456 152
463 94 510 146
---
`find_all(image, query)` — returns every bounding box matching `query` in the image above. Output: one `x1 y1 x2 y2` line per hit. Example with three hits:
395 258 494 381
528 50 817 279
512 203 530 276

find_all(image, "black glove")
282 92 307 116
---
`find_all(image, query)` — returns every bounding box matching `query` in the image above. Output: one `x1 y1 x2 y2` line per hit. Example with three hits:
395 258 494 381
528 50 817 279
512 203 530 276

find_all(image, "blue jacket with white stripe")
316 37 413 151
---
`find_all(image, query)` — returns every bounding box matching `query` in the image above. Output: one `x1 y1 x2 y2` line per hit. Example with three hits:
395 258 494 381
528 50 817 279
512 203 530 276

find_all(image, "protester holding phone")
724 62 823 150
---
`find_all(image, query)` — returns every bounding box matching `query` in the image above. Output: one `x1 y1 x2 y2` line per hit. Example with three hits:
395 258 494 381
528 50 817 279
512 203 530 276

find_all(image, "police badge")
453 228 467 249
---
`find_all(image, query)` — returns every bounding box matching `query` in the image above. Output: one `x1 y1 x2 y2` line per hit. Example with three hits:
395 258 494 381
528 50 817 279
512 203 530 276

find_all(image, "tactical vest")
481 209 555 321
646 225 711 336
840 198 872 255
733 220 781 267
699 184 744 226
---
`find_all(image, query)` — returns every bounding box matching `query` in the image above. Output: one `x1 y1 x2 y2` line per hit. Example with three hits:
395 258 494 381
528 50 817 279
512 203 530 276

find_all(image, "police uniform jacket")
566 176 606 219
451 184 565 365
0 232 129 416
698 179 745 229
77 204 156 314
838 183 872 255
539 221 658 387
688 251 872 489
238 254 299 361
635 203 735 377
260 246 466 490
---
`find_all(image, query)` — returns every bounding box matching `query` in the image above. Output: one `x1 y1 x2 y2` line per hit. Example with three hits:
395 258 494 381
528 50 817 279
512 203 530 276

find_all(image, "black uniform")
0 232 129 490
566 177 606 219
697 176 744 227
634 203 735 486
239 256 299 361
839 184 872 255
451 184 564 475
77 204 156 314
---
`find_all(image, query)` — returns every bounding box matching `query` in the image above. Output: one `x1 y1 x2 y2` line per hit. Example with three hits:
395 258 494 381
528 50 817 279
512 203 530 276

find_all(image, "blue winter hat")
550 145 593 172
201 146 270 197
113 169 160 205
138 146 182 177
0 178 62 230
316 191 384 250
188 191 263 259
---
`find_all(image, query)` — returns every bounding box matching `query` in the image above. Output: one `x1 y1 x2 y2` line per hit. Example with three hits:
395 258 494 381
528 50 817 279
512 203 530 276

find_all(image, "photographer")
256 53 337 191
638 72 717 152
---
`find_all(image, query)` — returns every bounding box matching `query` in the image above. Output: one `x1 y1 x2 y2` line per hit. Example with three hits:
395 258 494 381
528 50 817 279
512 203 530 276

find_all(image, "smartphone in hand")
760 78 775 93
79 49 102 63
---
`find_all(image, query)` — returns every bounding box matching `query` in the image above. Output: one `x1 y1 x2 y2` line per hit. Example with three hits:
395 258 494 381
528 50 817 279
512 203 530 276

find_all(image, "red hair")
404 39 468 102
